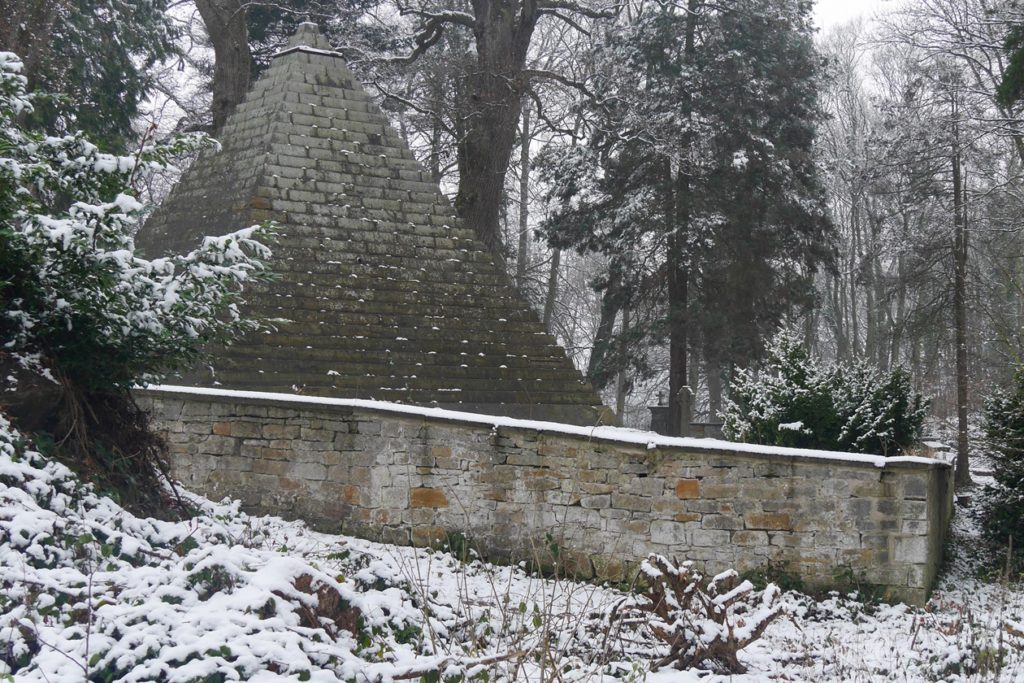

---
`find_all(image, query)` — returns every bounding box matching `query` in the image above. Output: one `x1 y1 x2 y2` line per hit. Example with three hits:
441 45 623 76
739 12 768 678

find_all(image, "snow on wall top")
143 384 949 470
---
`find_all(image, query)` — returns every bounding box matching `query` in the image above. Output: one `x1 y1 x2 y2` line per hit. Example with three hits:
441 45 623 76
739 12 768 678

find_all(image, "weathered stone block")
651 520 688 545
611 493 651 513
902 476 929 500
894 536 928 563
580 494 610 509
690 529 731 548
411 525 447 547
289 462 327 480
410 487 449 508
731 530 768 546
702 514 743 530
745 512 792 531
253 460 288 476
675 478 700 499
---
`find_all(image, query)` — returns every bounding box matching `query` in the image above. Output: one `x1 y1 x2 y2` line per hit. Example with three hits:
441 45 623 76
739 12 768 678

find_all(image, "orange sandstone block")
675 478 700 499
342 485 360 504
410 487 449 508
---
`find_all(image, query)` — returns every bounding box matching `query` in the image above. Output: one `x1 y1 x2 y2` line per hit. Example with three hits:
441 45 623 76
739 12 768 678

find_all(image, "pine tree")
0 0 176 150
538 0 831 434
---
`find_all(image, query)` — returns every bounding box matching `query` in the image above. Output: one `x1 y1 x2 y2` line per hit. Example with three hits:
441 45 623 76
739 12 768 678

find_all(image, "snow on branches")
723 331 928 456
0 51 269 392
606 554 783 674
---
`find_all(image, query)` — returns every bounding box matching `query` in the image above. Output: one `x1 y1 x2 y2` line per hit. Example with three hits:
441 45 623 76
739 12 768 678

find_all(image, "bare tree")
394 0 616 258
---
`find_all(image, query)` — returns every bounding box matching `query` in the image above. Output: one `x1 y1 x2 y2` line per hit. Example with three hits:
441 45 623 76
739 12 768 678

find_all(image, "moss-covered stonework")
137 24 604 425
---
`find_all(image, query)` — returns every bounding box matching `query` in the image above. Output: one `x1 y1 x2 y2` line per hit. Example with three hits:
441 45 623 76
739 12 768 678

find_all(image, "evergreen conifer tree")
538 0 832 433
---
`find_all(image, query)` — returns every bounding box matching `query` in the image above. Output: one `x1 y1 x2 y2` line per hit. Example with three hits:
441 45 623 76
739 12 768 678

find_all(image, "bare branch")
522 68 595 100
386 7 476 65
536 9 591 35
371 80 457 137
536 0 621 20
525 87 579 138
398 7 476 28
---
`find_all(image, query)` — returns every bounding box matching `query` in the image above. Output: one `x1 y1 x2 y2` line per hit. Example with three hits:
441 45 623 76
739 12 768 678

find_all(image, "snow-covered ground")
2 411 1023 682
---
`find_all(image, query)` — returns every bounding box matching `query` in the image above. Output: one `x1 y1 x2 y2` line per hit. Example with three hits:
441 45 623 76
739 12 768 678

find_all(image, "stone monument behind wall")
138 23 606 425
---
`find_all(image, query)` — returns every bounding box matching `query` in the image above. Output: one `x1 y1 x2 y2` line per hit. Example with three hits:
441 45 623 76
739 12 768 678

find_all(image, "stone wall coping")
140 385 951 472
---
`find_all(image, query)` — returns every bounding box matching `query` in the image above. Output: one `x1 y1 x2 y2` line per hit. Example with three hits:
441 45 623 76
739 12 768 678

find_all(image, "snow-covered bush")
0 412 429 681
0 51 269 505
723 332 927 455
607 555 782 673
0 51 269 393
980 369 1024 550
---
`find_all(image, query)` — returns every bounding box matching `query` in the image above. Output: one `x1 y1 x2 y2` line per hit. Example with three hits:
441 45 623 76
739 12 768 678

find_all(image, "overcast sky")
814 0 888 31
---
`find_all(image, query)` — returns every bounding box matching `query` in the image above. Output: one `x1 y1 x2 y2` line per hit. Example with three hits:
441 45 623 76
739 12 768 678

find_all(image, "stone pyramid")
138 23 606 425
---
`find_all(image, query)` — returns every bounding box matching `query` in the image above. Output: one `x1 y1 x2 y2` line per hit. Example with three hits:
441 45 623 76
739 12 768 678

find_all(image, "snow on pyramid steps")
138 23 607 425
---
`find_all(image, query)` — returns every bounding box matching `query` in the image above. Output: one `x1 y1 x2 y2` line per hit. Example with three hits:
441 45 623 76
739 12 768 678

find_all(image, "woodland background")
5 0 1024 475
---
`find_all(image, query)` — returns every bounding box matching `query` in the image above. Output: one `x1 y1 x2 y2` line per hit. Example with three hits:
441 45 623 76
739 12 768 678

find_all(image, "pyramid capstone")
137 24 607 425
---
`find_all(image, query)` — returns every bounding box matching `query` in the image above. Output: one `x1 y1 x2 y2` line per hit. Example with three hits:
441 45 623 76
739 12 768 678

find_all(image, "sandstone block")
690 529 731 548
702 514 743 530
411 487 449 508
611 493 651 513
675 478 700 499
745 512 792 531
902 476 929 500
651 520 687 545
894 536 928 563
580 494 610 509
731 530 768 546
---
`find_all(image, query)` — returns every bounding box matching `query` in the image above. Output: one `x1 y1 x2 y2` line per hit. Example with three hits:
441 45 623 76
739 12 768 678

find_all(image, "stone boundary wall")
138 386 955 605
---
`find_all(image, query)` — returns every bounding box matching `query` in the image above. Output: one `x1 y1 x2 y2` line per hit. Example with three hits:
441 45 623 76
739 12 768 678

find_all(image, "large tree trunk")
543 248 560 331
667 0 698 437
516 103 531 286
614 307 631 425
428 79 444 184
890 247 908 368
849 198 861 358
667 231 690 436
830 276 848 359
195 0 251 134
587 268 622 388
0 0 60 94
952 131 972 489
455 0 537 259
706 354 723 421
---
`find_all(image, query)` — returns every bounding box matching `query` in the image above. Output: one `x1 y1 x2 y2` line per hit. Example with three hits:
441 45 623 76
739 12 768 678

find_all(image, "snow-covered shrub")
0 51 269 505
722 333 838 450
0 51 269 393
723 332 927 455
980 369 1024 550
0 412 463 681
607 555 782 673
832 361 927 456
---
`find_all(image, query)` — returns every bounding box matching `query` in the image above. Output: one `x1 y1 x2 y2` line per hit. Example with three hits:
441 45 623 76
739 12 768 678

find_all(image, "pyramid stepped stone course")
138 23 606 425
